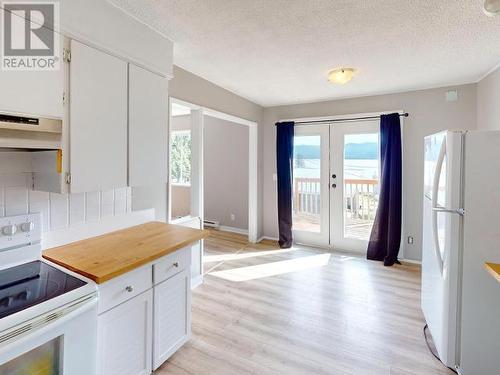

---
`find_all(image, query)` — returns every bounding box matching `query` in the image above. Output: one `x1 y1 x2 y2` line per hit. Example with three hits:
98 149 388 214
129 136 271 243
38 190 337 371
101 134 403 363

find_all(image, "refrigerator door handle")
432 206 465 216
431 137 446 276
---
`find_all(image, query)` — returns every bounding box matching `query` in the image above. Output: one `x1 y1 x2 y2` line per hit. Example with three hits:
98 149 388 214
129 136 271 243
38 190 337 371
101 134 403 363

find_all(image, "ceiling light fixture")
484 0 500 16
328 68 356 85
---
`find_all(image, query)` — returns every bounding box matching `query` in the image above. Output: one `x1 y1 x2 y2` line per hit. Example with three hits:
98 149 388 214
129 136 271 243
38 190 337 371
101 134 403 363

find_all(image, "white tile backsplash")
69 193 85 226
28 190 50 232
114 187 127 215
100 190 114 218
49 193 68 230
0 173 132 233
5 187 28 216
85 191 100 222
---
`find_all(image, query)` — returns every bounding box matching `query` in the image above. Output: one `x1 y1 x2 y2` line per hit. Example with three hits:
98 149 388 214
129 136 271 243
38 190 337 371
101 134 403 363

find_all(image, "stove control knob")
2 225 17 236
20 222 35 232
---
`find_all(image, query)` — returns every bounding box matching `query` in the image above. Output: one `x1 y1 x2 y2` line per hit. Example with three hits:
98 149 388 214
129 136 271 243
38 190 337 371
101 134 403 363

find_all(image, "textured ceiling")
109 0 500 106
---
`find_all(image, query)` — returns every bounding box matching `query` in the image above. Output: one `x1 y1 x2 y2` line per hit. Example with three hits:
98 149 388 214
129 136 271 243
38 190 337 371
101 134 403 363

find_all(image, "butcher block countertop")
485 262 500 283
43 222 207 284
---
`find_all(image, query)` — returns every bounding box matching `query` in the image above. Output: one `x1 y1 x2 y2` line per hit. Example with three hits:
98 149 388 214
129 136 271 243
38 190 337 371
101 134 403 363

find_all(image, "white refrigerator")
422 130 500 375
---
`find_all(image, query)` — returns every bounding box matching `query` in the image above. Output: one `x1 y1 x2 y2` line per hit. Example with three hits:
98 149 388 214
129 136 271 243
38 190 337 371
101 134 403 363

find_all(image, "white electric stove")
0 213 98 374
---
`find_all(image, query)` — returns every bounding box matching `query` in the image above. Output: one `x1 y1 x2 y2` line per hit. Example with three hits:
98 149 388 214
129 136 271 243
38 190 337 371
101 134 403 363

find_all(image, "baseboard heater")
203 219 220 229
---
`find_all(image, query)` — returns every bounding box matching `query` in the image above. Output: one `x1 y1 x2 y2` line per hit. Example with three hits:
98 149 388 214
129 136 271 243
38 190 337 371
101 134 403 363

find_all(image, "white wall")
262 84 477 261
204 116 249 230
477 66 500 130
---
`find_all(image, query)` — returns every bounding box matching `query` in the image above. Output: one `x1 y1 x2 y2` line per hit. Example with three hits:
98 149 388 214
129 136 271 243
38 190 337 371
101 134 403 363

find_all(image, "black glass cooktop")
0 261 87 319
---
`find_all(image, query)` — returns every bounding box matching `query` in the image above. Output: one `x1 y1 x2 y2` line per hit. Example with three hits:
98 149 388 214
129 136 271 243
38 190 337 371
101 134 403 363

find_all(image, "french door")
292 120 381 253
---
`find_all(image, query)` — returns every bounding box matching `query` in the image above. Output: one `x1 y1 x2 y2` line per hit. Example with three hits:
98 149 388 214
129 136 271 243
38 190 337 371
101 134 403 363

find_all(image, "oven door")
0 296 97 375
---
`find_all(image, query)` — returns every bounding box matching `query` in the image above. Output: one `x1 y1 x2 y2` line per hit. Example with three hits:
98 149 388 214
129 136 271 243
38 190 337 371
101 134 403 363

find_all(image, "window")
171 130 191 186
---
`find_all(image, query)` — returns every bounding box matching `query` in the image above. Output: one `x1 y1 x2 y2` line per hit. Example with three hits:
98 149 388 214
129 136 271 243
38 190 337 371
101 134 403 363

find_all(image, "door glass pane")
293 135 321 233
343 133 380 240
1 336 61 374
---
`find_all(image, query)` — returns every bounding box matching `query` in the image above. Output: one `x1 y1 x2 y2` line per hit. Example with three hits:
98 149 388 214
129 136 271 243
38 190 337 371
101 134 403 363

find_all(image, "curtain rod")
276 112 409 126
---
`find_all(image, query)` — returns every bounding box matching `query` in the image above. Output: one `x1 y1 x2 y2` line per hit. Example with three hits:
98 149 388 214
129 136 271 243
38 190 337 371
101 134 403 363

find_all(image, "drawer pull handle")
173 262 179 268
125 286 134 293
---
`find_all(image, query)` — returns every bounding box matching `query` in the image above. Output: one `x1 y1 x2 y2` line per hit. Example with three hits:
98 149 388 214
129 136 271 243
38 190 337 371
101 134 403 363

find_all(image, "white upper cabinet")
0 25 64 118
69 40 128 193
128 64 168 187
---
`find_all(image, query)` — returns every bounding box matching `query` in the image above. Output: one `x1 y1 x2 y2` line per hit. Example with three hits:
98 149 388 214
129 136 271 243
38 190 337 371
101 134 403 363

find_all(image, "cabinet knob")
125 286 133 293
173 262 179 268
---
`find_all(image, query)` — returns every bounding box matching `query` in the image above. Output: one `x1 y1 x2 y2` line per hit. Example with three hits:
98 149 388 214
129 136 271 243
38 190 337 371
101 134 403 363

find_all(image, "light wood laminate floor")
154 230 453 375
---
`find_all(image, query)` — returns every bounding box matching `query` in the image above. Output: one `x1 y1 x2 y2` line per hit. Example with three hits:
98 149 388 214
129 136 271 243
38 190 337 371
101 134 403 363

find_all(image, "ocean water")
294 159 379 180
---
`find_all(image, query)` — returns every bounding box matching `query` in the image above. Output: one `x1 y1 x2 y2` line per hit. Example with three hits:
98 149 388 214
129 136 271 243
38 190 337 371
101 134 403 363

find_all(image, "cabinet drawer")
98 266 152 314
153 247 191 285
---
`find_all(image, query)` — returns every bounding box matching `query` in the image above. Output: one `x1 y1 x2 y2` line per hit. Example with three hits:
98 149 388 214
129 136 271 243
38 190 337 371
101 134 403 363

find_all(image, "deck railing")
293 177 379 220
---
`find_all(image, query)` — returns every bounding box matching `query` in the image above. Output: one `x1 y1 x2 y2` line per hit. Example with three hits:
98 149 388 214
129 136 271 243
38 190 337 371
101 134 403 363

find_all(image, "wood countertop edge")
42 226 208 284
485 262 500 283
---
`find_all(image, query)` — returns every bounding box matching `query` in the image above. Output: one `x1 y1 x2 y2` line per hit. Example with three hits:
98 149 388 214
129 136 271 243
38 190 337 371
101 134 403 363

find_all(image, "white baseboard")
191 275 203 289
401 258 422 265
42 209 155 249
219 225 248 235
257 236 279 243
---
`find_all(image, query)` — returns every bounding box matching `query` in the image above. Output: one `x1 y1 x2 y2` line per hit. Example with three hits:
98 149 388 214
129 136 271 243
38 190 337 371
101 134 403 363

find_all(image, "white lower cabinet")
96 247 192 374
153 269 191 370
97 289 153 375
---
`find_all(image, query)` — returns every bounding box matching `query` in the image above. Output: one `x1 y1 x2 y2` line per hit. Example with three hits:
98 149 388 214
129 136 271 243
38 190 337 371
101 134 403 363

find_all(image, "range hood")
0 112 62 150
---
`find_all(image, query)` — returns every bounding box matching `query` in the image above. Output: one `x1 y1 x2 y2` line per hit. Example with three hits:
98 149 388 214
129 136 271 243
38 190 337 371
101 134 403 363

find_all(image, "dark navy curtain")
367 113 402 266
276 122 295 248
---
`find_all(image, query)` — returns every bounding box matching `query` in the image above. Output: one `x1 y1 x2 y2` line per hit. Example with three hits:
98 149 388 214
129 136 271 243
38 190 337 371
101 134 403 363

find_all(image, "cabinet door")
128 64 168 187
0 11 64 118
97 290 153 375
69 40 127 193
128 64 168 220
153 269 191 370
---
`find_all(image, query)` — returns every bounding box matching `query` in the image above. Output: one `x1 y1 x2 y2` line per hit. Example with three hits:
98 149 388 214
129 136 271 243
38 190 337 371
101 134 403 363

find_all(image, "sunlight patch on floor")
203 248 297 263
207 253 331 282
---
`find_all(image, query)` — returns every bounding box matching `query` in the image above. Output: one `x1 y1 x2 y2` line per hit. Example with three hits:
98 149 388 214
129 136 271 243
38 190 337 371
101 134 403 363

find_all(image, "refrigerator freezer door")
421 130 463 369
460 131 500 375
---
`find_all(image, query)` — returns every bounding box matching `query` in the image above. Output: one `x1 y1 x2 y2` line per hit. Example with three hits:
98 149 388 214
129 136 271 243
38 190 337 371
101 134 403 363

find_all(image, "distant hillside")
294 142 378 160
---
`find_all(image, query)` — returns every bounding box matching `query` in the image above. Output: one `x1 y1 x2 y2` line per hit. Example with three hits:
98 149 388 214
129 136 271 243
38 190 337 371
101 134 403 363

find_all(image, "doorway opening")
168 98 258 287
170 102 193 221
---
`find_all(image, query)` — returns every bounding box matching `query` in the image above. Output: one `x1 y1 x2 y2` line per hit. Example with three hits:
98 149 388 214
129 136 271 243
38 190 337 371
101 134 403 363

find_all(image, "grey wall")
169 66 264 236
477 66 500 130
262 84 477 261
204 116 249 230
171 185 190 218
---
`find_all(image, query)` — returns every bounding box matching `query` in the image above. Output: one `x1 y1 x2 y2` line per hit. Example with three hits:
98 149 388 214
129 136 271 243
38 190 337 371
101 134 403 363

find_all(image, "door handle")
331 183 337 189
332 174 336 179
432 206 465 216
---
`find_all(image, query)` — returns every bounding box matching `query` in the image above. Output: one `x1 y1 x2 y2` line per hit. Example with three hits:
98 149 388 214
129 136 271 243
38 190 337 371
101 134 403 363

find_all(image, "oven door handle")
0 294 97 348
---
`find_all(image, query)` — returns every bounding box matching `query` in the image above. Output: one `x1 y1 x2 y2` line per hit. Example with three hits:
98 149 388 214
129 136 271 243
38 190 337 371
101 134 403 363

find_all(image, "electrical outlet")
230 214 235 221
407 236 414 245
